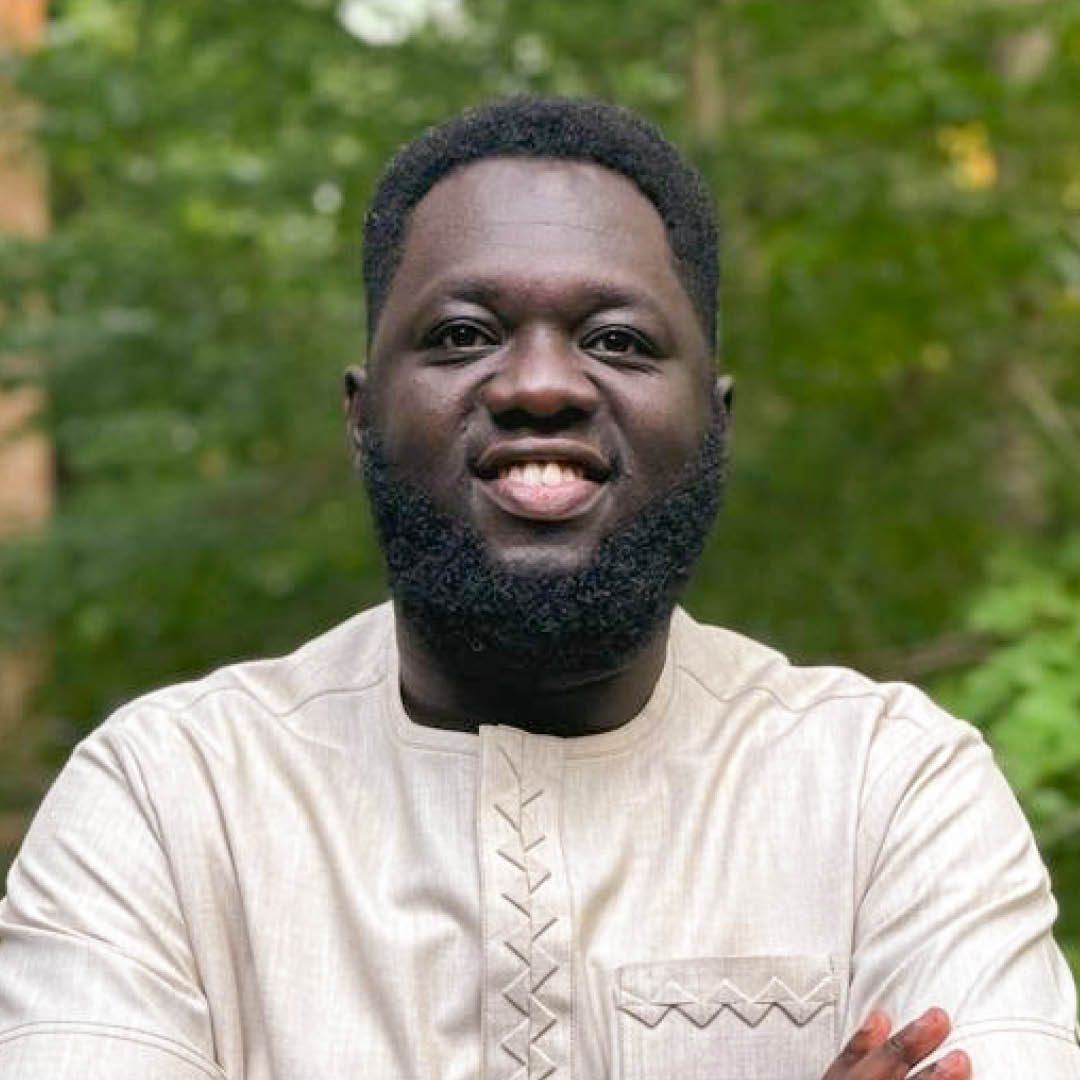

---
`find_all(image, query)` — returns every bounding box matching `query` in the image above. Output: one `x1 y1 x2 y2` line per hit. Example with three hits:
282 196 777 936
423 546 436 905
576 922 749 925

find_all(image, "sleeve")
848 710 1080 1077
0 727 225 1079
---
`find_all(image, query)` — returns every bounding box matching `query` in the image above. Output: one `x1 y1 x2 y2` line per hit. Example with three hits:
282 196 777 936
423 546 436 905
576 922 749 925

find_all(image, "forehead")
410 156 668 254
385 157 696 323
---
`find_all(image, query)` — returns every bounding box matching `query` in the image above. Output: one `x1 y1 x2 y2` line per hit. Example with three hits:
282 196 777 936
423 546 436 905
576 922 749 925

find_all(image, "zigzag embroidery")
618 975 835 1030
495 744 560 1079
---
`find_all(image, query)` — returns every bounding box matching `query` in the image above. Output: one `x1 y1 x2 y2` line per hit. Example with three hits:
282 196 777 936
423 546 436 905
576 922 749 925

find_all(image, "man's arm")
0 728 222 1079
844 710 1080 1077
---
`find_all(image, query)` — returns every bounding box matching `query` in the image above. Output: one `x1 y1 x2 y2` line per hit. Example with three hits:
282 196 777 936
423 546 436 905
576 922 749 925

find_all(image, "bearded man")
0 97 1077 1080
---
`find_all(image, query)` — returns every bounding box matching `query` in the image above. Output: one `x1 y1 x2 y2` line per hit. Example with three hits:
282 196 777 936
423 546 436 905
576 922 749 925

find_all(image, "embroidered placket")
479 728 573 1080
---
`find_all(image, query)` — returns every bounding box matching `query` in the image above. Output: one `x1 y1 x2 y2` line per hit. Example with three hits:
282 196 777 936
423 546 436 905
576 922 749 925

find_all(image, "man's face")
356 157 718 576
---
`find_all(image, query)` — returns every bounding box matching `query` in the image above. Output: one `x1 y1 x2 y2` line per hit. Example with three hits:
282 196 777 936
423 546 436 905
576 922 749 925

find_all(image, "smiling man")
1 97 1079 1080
353 134 727 735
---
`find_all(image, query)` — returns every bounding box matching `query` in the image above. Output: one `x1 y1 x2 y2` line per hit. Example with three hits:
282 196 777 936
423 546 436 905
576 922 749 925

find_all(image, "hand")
822 1008 971 1079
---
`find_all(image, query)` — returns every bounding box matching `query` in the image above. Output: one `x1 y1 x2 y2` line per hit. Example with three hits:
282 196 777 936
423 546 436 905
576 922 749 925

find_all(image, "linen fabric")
0 603 1077 1079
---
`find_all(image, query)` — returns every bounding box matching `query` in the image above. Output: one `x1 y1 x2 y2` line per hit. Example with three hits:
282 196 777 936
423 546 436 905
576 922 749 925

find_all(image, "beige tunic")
0 603 1077 1079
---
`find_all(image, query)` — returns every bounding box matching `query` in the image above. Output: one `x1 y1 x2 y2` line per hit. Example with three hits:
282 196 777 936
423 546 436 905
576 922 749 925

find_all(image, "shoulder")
91 601 397 761
669 609 1043 895
669 606 989 778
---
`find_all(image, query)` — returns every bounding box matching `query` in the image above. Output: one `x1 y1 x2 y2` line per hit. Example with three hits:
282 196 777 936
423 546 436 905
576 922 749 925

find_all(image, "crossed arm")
1 717 1077 1078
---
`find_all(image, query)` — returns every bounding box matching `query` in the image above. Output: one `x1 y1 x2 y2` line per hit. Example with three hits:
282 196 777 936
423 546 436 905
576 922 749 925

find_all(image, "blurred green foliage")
1 0 1079 969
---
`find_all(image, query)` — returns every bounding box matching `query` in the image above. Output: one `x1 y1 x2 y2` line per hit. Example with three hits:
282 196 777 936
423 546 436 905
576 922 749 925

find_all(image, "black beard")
361 405 727 683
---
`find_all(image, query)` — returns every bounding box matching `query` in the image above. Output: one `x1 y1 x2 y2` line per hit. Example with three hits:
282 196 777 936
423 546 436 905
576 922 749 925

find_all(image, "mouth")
474 441 611 522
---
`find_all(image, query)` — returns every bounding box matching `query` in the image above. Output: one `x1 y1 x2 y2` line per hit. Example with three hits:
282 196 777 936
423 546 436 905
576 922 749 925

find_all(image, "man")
0 97 1076 1079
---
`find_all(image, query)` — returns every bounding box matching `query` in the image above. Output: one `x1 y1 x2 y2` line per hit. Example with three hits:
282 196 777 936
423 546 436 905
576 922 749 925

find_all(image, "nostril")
490 405 591 433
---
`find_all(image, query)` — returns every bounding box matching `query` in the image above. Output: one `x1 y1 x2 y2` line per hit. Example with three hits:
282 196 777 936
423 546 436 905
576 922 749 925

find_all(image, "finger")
870 1008 953 1076
830 1011 892 1072
910 1050 972 1080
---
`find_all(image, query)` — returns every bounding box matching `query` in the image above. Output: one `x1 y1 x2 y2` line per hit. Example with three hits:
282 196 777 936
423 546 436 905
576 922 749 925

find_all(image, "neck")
394 606 671 736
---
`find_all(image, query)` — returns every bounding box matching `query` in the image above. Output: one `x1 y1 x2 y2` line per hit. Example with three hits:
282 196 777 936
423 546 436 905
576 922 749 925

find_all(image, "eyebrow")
429 275 673 323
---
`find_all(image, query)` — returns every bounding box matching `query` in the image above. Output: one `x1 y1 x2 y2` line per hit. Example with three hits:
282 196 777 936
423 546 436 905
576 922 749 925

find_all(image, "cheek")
377 372 468 472
620 379 711 477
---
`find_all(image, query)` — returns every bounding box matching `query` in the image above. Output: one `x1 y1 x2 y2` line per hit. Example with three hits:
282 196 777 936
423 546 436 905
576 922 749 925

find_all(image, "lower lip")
480 475 605 521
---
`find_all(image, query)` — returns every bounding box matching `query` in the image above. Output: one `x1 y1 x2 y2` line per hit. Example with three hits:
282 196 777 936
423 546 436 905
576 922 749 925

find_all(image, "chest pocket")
613 955 841 1080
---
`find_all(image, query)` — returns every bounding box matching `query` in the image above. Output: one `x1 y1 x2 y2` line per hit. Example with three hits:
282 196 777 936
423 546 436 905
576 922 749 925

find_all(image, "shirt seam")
851 725 953 919
9 893 206 1006
679 662 953 813
856 721 947 816
677 665 938 728
115 679 385 726
945 1017 1080 1045
0 1021 225 1077
106 731 221 1055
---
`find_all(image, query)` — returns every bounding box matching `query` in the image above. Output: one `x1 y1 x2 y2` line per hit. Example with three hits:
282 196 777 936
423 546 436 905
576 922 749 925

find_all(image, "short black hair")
362 96 719 349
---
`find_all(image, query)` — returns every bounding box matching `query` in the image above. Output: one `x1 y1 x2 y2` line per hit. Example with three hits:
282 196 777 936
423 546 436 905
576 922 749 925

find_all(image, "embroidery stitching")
617 975 836 1029
495 745 560 1079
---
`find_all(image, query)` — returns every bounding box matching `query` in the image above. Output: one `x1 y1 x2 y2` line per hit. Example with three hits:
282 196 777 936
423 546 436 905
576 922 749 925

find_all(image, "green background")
2 0 1079 978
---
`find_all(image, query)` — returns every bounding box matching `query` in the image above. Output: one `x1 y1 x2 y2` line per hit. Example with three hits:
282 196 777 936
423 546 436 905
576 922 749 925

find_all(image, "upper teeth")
499 462 585 485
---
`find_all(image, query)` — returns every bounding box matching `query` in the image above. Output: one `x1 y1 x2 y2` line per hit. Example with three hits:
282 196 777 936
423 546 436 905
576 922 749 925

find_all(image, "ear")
344 365 368 462
715 373 735 416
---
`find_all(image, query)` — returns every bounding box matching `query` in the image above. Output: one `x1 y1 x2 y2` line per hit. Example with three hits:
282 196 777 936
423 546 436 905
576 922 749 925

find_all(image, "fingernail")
860 1010 885 1035
937 1050 968 1077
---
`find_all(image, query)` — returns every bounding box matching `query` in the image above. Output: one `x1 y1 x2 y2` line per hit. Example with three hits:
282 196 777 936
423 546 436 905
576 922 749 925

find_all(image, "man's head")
349 97 730 681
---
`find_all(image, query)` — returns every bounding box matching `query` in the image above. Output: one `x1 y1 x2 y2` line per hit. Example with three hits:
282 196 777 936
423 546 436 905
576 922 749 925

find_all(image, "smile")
497 461 585 485
482 460 604 521
474 443 611 522
473 449 609 520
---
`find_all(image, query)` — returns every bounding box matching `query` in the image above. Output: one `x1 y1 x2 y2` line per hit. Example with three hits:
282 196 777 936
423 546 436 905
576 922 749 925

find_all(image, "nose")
480 327 600 429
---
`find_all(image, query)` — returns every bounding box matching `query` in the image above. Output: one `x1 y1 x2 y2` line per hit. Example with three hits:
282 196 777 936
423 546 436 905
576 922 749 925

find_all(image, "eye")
426 319 498 355
581 326 657 362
